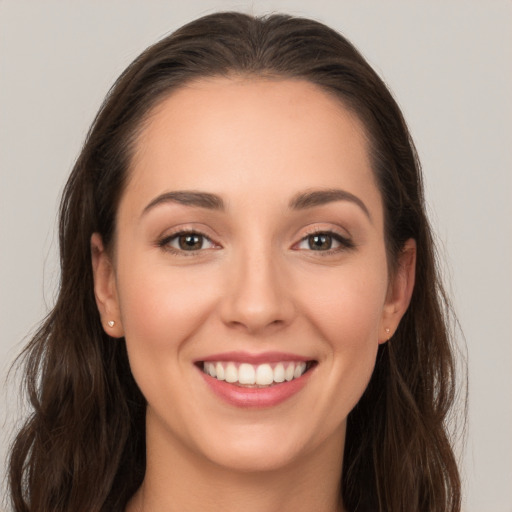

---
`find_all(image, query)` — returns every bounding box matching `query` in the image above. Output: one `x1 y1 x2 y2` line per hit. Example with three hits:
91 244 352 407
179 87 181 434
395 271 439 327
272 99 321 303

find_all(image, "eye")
302 233 334 251
160 231 217 252
296 231 354 252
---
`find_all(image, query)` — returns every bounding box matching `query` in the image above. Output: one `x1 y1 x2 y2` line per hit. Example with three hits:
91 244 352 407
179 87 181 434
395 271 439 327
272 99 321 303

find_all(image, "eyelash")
157 229 355 256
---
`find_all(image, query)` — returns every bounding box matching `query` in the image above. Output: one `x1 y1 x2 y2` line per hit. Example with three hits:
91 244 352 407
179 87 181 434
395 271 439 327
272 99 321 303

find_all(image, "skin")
92 78 415 512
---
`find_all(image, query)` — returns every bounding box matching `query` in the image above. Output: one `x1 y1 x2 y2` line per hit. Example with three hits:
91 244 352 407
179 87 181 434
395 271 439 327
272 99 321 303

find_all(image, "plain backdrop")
1 1 511 511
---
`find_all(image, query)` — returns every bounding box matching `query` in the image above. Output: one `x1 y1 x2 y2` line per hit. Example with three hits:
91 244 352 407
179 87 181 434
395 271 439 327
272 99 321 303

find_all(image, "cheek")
115 258 220 365
303 261 388 348
299 257 388 406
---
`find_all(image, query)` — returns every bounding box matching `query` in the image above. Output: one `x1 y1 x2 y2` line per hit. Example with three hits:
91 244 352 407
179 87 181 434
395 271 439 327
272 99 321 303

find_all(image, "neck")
126 413 346 512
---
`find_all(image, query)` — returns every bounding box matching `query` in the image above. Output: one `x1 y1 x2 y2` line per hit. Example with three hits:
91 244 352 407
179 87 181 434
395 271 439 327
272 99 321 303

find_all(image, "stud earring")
107 320 115 328
385 328 390 334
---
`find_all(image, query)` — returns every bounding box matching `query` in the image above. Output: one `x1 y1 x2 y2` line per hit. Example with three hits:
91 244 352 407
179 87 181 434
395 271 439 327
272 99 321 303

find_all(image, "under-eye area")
197 360 318 387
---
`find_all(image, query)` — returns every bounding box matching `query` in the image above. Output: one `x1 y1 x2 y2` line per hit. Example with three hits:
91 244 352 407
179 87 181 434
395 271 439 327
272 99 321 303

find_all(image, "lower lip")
198 367 313 408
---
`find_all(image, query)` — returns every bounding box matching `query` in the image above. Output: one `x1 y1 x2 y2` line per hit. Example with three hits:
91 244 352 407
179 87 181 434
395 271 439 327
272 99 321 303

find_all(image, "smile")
196 354 317 408
201 361 312 387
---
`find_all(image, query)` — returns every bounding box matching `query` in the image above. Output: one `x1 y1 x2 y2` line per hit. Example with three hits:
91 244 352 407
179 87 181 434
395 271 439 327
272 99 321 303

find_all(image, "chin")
193 418 336 475
204 439 305 474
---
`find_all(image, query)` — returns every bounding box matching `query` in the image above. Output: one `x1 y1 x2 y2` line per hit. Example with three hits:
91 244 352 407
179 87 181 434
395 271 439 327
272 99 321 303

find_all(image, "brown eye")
308 233 333 251
160 231 217 253
178 233 204 250
295 231 354 253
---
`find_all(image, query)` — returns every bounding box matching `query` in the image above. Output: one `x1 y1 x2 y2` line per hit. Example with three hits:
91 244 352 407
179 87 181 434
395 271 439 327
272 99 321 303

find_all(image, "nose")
219 247 295 335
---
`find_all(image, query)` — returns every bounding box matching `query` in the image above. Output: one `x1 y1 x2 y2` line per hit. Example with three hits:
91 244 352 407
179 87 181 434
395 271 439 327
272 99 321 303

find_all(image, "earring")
107 320 115 328
385 328 390 334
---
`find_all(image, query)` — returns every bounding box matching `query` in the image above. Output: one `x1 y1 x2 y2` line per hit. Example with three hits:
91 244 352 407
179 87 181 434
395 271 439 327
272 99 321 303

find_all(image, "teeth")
238 363 255 385
202 361 310 386
294 362 306 379
256 364 274 386
225 363 238 383
215 362 225 380
285 363 295 382
273 363 285 383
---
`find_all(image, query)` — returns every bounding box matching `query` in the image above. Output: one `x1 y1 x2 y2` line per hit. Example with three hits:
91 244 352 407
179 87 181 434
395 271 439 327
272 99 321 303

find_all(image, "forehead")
123 77 381 221
135 76 370 160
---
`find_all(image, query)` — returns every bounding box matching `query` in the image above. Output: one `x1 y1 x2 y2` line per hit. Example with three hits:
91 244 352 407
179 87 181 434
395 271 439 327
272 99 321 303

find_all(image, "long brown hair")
8 12 463 512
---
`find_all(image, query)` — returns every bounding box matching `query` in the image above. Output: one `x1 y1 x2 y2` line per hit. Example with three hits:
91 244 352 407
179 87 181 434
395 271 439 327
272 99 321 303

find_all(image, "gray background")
1 1 511 510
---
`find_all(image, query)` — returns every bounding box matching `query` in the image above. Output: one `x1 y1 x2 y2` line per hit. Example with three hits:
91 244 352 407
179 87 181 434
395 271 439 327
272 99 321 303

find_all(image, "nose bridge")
220 236 293 333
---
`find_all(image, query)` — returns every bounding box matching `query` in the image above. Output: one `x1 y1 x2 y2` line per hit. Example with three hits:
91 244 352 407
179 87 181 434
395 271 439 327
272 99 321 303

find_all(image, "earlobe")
91 233 124 337
379 239 416 343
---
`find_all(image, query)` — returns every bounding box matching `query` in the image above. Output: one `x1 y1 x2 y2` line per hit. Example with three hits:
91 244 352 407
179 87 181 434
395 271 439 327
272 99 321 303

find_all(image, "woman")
8 12 462 512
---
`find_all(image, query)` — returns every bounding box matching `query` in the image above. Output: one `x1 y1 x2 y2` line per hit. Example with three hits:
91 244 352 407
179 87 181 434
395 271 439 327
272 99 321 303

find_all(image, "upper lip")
196 351 314 364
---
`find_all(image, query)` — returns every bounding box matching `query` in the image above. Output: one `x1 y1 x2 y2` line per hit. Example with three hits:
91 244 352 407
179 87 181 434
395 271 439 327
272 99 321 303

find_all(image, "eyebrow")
289 188 371 221
141 187 371 221
142 190 225 216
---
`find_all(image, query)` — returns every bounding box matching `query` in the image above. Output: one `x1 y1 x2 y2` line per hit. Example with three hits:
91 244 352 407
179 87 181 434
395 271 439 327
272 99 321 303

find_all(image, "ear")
379 239 416 343
91 233 124 337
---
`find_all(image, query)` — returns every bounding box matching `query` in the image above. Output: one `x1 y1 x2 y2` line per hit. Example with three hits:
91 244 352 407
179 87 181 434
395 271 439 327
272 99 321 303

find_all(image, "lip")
196 352 316 409
197 351 311 365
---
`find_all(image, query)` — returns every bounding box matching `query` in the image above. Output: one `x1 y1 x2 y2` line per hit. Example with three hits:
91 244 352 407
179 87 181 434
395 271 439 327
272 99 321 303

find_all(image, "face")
93 78 414 473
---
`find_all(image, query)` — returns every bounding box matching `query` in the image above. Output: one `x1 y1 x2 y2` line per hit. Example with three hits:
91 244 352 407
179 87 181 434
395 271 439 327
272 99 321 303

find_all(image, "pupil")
309 234 331 250
179 234 202 250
